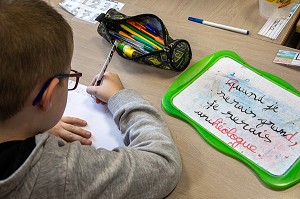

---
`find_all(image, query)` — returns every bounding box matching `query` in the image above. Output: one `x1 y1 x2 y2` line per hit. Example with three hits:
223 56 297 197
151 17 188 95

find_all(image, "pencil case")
95 9 192 72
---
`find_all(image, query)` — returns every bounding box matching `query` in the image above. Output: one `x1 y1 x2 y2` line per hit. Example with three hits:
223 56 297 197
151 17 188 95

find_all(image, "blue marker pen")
188 17 249 35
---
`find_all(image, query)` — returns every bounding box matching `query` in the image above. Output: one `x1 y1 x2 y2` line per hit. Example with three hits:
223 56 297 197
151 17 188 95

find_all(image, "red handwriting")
256 119 298 146
212 118 257 153
226 78 239 92
288 132 298 146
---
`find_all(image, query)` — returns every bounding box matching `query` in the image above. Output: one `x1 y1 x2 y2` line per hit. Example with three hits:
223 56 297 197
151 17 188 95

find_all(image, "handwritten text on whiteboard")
173 57 300 175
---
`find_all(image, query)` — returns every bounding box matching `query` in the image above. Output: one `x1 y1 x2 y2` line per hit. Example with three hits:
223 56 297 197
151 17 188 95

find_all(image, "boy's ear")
39 78 60 111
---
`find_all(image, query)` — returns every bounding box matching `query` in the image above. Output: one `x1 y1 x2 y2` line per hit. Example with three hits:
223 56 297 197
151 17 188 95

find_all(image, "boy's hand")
48 116 92 145
86 71 124 104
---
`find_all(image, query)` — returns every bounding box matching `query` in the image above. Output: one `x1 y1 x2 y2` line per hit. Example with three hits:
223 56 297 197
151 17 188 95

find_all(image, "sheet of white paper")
63 81 124 150
59 0 124 23
173 57 300 175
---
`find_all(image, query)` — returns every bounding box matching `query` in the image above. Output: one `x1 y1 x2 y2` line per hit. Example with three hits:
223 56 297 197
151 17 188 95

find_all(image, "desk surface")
121 0 300 45
49 0 300 45
49 1 300 198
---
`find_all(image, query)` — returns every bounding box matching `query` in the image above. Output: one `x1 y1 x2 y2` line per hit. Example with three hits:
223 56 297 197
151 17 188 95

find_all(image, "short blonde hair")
0 0 73 121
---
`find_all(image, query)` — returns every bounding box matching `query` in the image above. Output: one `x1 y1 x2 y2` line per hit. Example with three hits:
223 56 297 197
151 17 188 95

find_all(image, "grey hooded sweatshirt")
0 89 182 199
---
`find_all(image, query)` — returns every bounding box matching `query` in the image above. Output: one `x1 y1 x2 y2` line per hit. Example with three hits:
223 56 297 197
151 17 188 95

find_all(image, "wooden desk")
49 1 300 198
49 0 300 45
115 0 300 45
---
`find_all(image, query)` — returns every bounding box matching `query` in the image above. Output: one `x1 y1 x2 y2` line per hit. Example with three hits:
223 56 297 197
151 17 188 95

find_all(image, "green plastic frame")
162 50 300 189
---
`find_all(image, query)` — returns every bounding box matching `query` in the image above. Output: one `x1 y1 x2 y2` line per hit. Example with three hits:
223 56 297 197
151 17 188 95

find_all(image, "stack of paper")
59 0 124 24
258 3 299 40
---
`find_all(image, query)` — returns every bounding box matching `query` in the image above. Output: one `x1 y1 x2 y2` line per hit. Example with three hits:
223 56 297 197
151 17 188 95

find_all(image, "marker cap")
187 17 204 23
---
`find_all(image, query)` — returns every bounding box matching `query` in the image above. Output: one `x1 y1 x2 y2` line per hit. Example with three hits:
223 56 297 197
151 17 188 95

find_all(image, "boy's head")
0 0 73 122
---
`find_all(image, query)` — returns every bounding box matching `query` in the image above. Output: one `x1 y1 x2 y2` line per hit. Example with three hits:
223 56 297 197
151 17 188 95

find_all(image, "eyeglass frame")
32 69 82 106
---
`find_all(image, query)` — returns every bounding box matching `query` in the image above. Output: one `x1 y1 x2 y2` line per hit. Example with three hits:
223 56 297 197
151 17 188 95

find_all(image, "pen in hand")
94 40 118 86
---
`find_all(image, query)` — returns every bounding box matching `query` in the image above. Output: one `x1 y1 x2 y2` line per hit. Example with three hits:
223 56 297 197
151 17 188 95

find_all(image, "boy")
0 1 182 198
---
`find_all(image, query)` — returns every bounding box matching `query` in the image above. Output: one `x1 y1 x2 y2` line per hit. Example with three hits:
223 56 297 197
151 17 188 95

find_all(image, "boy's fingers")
86 86 105 104
96 98 105 104
79 138 92 145
63 123 91 138
60 130 92 145
61 116 87 126
86 86 97 96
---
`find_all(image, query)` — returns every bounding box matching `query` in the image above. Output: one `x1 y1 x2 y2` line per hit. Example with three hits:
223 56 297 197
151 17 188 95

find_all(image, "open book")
63 81 124 150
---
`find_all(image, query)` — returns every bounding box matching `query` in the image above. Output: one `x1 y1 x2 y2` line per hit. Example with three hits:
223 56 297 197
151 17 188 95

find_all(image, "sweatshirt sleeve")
63 89 182 199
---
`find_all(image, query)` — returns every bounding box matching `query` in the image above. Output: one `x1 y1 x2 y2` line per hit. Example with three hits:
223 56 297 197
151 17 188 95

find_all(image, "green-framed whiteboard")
162 50 300 189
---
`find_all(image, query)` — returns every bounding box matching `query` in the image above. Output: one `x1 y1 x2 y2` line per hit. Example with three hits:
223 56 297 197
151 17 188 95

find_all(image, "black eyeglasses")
32 69 82 106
